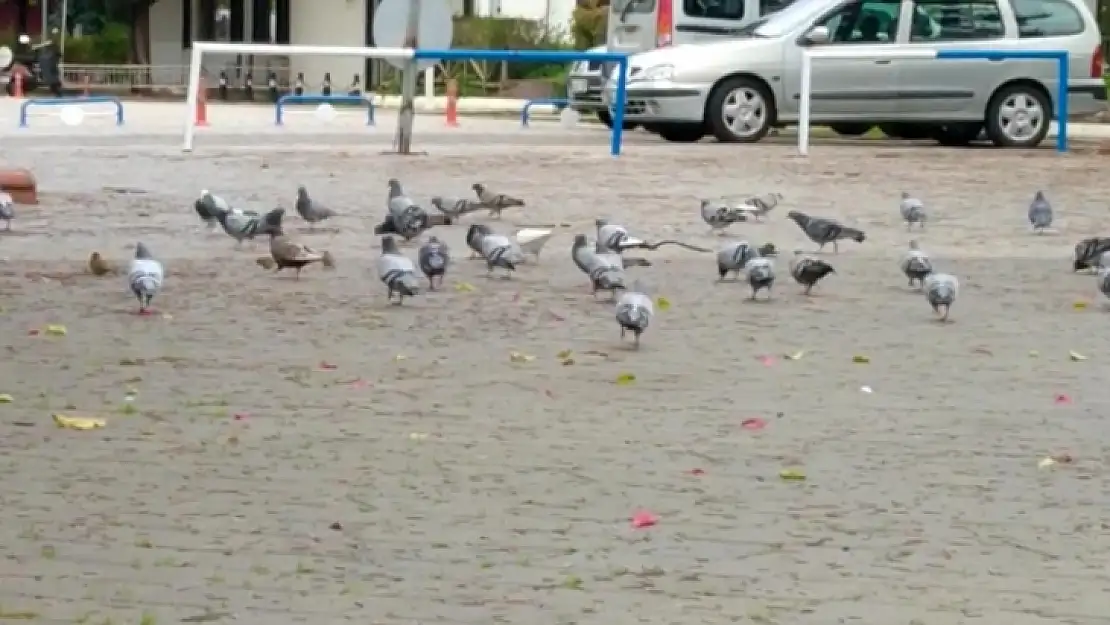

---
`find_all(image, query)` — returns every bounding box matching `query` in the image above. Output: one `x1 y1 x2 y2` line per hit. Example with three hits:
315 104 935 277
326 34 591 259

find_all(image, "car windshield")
753 0 833 36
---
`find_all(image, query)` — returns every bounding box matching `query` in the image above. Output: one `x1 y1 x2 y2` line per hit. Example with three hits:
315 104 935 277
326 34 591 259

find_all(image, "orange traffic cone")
82 74 91 97
445 79 459 128
195 79 209 127
12 71 24 98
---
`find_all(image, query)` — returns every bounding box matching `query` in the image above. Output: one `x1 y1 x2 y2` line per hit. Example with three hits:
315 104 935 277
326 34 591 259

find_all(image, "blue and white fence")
799 47 1069 155
275 94 375 126
520 98 568 127
20 96 125 128
182 42 630 156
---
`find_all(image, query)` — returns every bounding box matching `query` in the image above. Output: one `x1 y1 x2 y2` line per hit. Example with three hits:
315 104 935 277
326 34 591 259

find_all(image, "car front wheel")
705 76 774 143
984 83 1050 148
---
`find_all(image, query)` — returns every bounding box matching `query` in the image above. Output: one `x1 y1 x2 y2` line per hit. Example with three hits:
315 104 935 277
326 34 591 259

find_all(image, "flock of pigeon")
53 178 1110 341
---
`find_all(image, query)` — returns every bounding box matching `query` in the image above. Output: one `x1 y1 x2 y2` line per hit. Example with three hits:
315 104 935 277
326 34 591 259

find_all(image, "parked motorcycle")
0 33 62 96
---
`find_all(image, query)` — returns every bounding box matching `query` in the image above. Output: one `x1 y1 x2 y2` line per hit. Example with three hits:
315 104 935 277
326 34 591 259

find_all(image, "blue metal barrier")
275 94 375 126
521 98 568 127
19 96 124 128
413 48 630 156
934 49 1068 152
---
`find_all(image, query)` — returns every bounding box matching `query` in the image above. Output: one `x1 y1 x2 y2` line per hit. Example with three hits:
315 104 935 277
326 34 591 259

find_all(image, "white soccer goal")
182 42 414 152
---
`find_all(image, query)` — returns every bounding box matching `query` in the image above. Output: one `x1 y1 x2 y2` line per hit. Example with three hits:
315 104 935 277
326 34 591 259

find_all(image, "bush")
572 0 609 49
60 22 130 64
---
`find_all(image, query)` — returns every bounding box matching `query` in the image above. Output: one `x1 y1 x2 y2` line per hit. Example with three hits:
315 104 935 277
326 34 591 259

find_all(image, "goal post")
182 41 412 151
798 47 1070 156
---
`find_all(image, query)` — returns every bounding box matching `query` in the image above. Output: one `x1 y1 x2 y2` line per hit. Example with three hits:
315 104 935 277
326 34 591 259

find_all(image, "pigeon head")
466 224 490 247
572 234 588 249
757 243 777 257
1034 190 1045 201
263 207 285 227
296 185 308 198
786 210 805 223
472 183 485 194
427 235 440 244
134 242 153 259
430 196 443 208
201 189 211 198
901 191 911 199
595 218 609 228
381 235 399 254
909 239 920 250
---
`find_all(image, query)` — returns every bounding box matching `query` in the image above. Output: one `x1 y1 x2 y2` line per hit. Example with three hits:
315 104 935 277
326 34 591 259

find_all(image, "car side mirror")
802 25 830 45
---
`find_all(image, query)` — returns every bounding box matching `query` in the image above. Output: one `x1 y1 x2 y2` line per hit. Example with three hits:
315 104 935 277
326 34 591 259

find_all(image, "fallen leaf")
45 324 67 336
852 355 870 364
779 468 806 481
615 373 636 385
52 413 106 430
656 296 671 311
784 350 805 360
454 282 476 293
0 393 13 403
509 351 535 363
689 468 706 476
1069 350 1087 362
556 349 573 359
1073 301 1088 310
318 361 338 370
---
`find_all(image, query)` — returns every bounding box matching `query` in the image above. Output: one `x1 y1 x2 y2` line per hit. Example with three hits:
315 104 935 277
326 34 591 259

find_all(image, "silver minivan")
567 0 795 127
602 0 1106 146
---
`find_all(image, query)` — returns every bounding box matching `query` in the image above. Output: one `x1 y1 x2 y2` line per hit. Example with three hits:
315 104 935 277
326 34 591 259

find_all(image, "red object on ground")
631 510 658 528
233 412 248 420
318 361 338 370
445 79 459 127
757 355 775 366
1054 393 1071 405
688 468 705 476
195 81 209 127
741 418 767 430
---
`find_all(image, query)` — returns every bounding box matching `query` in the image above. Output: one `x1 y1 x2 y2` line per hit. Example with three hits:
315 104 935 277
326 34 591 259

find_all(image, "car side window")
1011 0 1084 37
909 0 1004 41
684 0 745 19
818 0 902 43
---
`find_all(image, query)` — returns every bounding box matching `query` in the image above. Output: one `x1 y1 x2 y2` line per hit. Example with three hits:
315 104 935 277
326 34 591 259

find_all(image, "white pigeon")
900 240 933 289
1098 267 1110 302
0 191 14 231
899 192 926 230
376 235 421 304
746 256 775 300
615 281 654 348
923 273 958 321
128 242 164 314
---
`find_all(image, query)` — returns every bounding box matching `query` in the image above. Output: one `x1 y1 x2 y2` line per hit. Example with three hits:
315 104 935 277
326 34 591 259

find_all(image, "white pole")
183 45 203 152
797 51 812 157
423 66 433 100
59 0 68 56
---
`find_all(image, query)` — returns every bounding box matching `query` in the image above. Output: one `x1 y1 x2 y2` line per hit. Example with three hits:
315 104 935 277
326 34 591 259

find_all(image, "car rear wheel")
828 123 874 137
984 83 1050 148
597 110 638 131
657 123 706 143
705 76 774 143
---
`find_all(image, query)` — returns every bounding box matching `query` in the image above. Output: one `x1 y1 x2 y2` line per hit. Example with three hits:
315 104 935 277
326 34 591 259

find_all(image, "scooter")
0 34 61 96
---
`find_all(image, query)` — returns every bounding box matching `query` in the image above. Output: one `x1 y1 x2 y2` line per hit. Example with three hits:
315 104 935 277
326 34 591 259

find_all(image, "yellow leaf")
656 297 671 311
852 355 870 364
454 282 476 293
556 349 573 360
409 432 429 441
1069 350 1087 362
779 468 806 481
615 373 636 385
45 324 67 336
1073 301 1088 310
509 351 535 363
0 394 12 403
52 413 106 430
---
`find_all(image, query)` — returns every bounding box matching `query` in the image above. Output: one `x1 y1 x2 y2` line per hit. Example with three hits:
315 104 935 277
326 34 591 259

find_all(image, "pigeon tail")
134 242 153 260
841 227 866 243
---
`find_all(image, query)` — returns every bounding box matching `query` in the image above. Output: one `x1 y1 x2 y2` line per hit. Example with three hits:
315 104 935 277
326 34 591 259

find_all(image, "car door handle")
874 59 892 65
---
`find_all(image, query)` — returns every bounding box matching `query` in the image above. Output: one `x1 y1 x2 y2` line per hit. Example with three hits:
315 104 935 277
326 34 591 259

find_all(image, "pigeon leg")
387 287 394 302
749 289 757 301
833 241 840 254
295 267 302 280
633 333 640 349
803 284 813 296
4 220 10 231
620 327 626 340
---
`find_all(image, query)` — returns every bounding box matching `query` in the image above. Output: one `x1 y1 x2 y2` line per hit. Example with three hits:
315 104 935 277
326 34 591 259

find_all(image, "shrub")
572 0 609 49
61 22 130 64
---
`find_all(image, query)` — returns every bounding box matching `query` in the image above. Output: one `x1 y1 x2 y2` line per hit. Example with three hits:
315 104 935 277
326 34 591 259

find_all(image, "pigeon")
716 241 758 281
376 178 444 241
472 183 525 219
480 231 526 279
418 236 450 290
1098 250 1110 271
215 206 282 245
466 224 494 259
700 199 748 234
789 251 835 295
0 191 14 231
923 273 959 321
786 210 865 254
431 196 483 220
194 190 229 228
127 242 164 314
746 257 775 300
88 251 117 276
376 235 421 304
596 218 710 254
900 240 933 289
615 281 654 348
571 234 626 299
1073 237 1110 272
1098 267 1110 301
294 185 337 228
734 192 784 222
268 231 328 279
899 192 926 230
1028 190 1052 234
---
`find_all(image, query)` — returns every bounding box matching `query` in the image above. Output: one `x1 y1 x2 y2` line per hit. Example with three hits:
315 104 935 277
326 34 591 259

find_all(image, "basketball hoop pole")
394 0 421 154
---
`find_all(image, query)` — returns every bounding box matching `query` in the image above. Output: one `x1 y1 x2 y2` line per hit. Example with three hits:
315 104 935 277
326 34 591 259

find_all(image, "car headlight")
639 64 675 82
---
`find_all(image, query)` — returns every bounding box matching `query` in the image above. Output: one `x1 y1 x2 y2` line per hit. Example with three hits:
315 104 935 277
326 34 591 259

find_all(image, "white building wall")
488 0 575 38
289 0 367 89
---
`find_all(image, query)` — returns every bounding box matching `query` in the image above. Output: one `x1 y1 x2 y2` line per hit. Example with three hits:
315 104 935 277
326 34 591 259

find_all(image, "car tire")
984 82 1051 148
597 110 637 131
657 123 706 143
828 123 874 137
705 76 774 143
878 123 933 140
932 123 983 146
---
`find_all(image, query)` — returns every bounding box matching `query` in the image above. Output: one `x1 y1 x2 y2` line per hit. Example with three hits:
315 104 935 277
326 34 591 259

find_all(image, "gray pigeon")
786 210 865 254
596 218 710 255
417 236 450 290
1098 267 1110 301
900 240 933 289
0 191 13 231
789 251 835 295
479 231 526 279
472 183 525 219
376 235 421 304
716 240 758 281
194 190 229 229
924 273 959 321
128 242 164 314
294 185 337 228
1098 250 1110 271
215 206 282 246
377 178 432 241
614 281 654 348
737 192 784 222
571 234 626 299
700 199 748 234
431 196 483 220
1028 190 1052 234
746 257 775 300
1072 237 1110 272
466 224 494 259
899 192 926 230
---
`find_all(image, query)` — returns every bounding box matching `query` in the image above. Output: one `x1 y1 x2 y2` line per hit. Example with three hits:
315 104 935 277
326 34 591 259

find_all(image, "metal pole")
41 0 49 41
394 0 421 154
59 0 68 57
798 51 812 157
